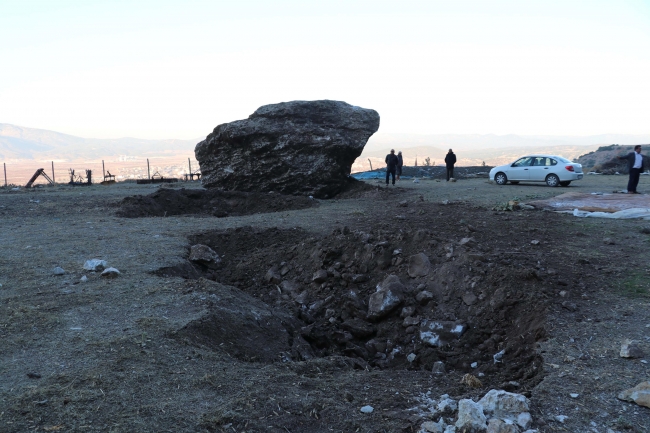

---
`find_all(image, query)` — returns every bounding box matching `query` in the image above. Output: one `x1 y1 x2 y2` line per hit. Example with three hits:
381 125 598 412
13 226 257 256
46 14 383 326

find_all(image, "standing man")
444 149 457 181
618 145 645 194
385 149 398 186
396 151 404 181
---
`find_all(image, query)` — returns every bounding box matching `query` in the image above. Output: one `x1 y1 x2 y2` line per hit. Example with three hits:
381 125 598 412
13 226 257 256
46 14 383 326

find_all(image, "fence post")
51 161 55 184
3 163 6 187
147 158 151 180
102 160 105 181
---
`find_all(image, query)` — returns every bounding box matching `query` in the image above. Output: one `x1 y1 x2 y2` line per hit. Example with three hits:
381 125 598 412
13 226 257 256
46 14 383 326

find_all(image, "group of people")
384 149 457 185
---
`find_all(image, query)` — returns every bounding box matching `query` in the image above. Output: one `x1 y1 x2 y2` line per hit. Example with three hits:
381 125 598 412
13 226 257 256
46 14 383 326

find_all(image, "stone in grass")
83 259 107 272
620 339 644 359
52 267 66 276
101 267 121 278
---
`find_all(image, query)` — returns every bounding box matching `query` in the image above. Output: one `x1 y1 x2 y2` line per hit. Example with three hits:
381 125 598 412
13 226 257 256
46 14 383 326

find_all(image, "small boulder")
360 405 374 414
101 267 121 278
52 267 66 276
462 292 478 306
416 290 434 304
83 259 107 272
618 381 650 408
620 339 644 358
421 420 445 433
420 320 466 347
455 399 487 432
367 275 404 320
408 253 431 277
478 389 530 427
189 244 221 268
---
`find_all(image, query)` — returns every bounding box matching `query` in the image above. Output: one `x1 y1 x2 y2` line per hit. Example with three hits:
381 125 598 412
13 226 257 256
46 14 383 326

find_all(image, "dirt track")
1 175 649 432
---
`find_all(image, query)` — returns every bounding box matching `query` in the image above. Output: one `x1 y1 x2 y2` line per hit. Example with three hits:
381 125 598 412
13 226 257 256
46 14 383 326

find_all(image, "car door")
507 157 533 180
529 156 551 181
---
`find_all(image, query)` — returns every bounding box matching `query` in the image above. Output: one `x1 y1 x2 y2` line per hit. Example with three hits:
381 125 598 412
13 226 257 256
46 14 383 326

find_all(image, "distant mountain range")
2 123 649 167
0 123 201 161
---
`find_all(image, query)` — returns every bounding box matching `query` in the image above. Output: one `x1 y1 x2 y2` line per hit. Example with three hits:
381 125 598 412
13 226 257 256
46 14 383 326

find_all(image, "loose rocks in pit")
115 187 319 218
157 224 547 390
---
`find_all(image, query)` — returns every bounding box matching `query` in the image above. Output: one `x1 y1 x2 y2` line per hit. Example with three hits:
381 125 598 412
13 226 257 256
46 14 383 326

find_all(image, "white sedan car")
489 155 584 187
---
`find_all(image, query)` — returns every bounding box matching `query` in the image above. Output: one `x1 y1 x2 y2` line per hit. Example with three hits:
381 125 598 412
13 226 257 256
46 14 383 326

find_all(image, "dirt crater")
157 221 547 390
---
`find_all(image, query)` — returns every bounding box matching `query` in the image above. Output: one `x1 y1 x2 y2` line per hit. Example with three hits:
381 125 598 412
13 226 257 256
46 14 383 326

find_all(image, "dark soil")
157 203 552 392
115 187 319 218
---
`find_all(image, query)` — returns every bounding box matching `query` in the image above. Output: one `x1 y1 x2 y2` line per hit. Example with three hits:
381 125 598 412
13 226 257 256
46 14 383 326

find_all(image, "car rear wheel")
560 181 571 187
495 172 508 185
546 174 560 187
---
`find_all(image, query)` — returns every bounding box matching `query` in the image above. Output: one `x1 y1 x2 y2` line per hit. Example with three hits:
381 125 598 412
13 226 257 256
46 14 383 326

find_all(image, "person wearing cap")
618 145 645 194
444 149 457 181
396 151 404 181
385 149 398 186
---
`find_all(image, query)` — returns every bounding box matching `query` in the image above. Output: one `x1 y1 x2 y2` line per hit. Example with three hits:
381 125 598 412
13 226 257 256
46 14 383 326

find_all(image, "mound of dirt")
157 215 547 389
115 187 319 218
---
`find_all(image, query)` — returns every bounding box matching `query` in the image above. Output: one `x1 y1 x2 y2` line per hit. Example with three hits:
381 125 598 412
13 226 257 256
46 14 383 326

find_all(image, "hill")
575 144 650 174
0 123 200 161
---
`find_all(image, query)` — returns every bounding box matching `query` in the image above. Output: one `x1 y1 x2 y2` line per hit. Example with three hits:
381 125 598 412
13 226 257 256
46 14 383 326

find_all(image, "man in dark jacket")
385 149 398 185
618 145 645 193
444 149 457 181
396 151 404 181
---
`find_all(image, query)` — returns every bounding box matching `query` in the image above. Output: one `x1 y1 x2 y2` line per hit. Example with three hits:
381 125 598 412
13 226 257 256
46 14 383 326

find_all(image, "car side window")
549 158 557 166
512 157 533 167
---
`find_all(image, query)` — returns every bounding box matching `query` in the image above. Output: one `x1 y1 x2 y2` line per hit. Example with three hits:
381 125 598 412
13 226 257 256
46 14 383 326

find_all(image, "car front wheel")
546 174 560 187
495 172 508 185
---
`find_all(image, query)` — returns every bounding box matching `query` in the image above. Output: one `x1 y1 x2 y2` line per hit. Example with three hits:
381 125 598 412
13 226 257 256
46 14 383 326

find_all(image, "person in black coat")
618 145 645 193
385 149 398 185
444 149 457 181
396 151 404 181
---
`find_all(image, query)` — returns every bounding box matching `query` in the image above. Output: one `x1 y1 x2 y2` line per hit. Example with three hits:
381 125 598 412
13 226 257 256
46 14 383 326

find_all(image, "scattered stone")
407 353 416 362
403 316 420 327
437 395 458 414
455 399 487 431
493 349 506 363
617 381 650 408
83 259 107 271
432 361 446 374
421 420 445 433
420 320 466 347
603 237 615 245
462 292 478 306
398 200 408 207
554 415 568 423
360 405 374 414
487 418 518 433
478 389 530 423
367 275 404 320
530 240 540 245
400 306 416 318
416 290 434 304
195 100 380 198
100 267 121 278
52 267 66 276
188 245 221 268
471 362 478 368
312 269 328 283
408 253 431 278
620 339 644 358
569 393 579 398
80 275 88 283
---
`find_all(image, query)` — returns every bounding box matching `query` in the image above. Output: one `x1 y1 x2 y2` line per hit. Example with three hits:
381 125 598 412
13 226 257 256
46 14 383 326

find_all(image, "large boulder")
195 100 380 198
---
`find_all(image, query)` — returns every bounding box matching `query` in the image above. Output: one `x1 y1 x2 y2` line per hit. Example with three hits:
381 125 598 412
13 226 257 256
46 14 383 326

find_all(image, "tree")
482 161 486 167
424 157 431 166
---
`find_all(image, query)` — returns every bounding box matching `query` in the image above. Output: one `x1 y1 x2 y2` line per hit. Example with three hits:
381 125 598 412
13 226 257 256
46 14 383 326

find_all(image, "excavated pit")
157 222 548 389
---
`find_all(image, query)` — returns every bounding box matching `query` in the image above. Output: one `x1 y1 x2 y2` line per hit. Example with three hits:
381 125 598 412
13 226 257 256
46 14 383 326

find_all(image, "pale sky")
1 0 649 139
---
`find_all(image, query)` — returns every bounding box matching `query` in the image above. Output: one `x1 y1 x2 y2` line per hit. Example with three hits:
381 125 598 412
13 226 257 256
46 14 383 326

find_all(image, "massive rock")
195 100 380 198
